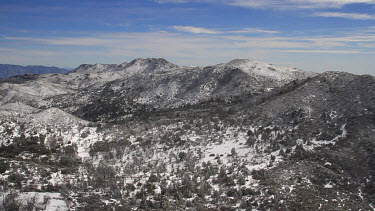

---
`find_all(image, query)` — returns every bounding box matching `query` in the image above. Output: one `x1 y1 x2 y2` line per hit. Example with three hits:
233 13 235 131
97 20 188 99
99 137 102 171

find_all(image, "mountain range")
0 58 374 210
0 64 69 79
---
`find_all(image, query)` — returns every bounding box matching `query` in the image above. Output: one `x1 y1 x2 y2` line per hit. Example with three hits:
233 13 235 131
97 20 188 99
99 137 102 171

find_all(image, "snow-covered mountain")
0 58 315 121
1 58 374 210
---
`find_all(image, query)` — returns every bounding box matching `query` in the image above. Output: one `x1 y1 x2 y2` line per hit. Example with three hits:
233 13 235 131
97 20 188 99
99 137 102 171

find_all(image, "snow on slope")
130 59 312 107
70 63 118 74
0 192 69 211
70 58 178 76
0 81 73 98
0 102 40 114
0 58 315 122
31 108 89 127
0 80 75 109
64 58 179 89
62 126 104 160
124 58 179 75
225 59 315 81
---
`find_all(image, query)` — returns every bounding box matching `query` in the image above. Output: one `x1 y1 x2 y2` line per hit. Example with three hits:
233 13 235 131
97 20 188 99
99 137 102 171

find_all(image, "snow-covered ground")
0 192 69 211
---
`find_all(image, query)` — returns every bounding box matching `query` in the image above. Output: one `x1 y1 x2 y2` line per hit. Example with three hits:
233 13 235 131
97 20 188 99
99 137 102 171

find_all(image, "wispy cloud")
155 0 375 9
229 28 279 34
173 26 219 34
228 0 375 9
314 12 375 20
172 26 279 34
0 47 61 56
4 29 375 53
276 49 363 54
1 27 375 72
155 0 196 3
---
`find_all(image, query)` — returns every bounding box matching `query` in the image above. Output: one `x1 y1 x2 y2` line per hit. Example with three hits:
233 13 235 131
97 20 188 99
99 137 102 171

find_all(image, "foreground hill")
0 64 69 78
0 58 374 210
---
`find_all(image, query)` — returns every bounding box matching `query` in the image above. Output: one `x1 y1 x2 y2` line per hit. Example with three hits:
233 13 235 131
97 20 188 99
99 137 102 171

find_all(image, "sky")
0 0 375 75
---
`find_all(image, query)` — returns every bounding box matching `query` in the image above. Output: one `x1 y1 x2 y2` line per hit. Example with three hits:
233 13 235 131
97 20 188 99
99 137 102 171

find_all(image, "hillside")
0 58 373 210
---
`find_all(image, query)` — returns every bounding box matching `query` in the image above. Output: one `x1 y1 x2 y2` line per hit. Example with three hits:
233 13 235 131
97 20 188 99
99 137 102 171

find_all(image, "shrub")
3 191 20 211
178 152 187 162
148 174 159 183
0 160 9 174
60 155 79 167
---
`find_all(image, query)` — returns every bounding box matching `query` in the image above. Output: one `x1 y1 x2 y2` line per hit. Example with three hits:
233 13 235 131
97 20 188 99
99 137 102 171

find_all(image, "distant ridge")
0 64 69 78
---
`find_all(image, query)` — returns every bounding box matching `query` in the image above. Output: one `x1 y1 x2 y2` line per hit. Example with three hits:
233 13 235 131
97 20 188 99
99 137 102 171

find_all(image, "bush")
126 183 136 192
60 155 79 167
178 152 187 162
89 141 110 156
8 173 24 186
0 137 50 158
0 160 9 174
148 174 159 183
252 169 267 180
96 163 116 179
3 191 20 211
226 188 238 197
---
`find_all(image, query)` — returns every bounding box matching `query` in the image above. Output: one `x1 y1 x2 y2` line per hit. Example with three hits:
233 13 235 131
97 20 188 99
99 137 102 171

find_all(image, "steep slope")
245 71 375 124
221 71 375 210
31 108 89 127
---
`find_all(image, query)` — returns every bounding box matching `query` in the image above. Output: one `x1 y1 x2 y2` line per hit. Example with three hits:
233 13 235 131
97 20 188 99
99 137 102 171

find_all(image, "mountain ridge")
0 64 69 78
1 58 374 210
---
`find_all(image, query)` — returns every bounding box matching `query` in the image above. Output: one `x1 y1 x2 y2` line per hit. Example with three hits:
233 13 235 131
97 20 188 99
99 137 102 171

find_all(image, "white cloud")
229 28 279 34
276 49 363 53
4 30 375 54
2 27 375 73
229 0 375 9
314 12 375 20
172 26 279 34
173 26 219 34
155 0 375 9
0 47 61 56
5 28 375 50
156 0 195 3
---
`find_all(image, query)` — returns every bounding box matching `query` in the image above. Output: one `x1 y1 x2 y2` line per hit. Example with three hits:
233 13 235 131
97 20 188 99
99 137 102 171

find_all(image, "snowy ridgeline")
0 58 315 115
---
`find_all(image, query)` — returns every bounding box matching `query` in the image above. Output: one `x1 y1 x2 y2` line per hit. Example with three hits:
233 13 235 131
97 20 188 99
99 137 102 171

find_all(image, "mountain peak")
223 58 315 81
124 58 179 74
128 58 176 67
70 63 119 74
225 58 258 67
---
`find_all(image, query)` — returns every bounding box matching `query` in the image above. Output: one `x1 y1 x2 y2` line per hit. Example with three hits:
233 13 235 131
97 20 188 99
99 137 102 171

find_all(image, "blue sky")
1 0 375 75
